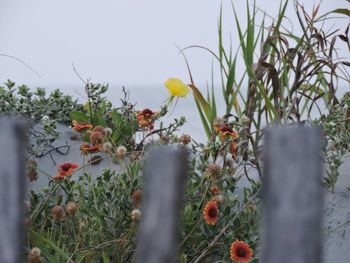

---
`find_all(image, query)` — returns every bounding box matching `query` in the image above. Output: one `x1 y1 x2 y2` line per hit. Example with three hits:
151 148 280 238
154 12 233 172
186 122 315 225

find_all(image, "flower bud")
210 185 220 196
28 247 42 263
102 142 113 152
130 152 140 161
116 145 127 159
66 202 78 215
131 209 142 221
104 127 113 137
51 205 65 221
160 134 170 143
90 131 104 145
132 190 143 208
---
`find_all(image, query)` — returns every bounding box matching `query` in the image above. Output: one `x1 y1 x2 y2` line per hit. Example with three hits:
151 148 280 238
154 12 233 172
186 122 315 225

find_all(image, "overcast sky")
0 0 348 90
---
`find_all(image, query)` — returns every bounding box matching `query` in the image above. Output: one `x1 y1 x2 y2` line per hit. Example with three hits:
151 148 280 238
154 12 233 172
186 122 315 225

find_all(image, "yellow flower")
83 102 90 111
164 78 190 97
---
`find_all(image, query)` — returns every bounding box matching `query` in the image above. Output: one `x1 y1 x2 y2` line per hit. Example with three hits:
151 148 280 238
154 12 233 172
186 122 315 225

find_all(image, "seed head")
66 202 78 215
104 127 113 137
28 247 42 263
116 145 127 159
51 205 65 221
207 163 221 177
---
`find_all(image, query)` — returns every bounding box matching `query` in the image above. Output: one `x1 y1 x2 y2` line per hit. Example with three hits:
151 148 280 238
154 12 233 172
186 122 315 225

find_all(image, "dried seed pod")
51 205 65 221
179 134 191 145
66 201 78 215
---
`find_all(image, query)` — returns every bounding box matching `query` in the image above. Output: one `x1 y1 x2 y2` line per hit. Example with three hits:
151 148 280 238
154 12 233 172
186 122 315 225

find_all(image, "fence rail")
0 116 324 263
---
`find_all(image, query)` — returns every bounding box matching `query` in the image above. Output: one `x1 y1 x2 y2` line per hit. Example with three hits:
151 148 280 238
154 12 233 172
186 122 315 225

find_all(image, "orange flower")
230 240 253 263
137 108 158 130
203 200 219 225
218 124 238 141
54 162 79 180
80 143 101 155
230 142 238 159
72 120 93 132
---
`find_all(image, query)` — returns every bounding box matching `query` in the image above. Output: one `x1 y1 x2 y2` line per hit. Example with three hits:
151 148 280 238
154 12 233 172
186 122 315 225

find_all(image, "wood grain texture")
0 116 26 263
135 146 188 263
262 125 323 263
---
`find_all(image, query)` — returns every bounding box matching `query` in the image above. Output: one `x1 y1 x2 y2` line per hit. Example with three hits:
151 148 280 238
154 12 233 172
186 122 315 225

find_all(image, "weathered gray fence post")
0 116 26 263
262 125 323 263
136 146 188 263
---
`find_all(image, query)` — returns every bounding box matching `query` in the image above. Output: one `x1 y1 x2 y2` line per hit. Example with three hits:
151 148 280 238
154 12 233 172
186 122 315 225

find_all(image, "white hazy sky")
0 0 348 89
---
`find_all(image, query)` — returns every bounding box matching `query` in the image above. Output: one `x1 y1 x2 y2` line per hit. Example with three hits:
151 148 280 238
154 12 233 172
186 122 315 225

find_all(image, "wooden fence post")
0 116 26 263
262 125 323 263
135 146 188 263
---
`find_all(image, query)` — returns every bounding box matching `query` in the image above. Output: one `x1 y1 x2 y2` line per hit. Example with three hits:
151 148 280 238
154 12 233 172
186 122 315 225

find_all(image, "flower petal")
164 78 190 97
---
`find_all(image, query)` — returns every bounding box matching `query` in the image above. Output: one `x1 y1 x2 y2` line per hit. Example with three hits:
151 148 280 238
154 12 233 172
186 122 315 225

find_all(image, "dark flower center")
61 164 71 171
220 125 233 133
208 207 218 218
142 108 154 117
236 247 247 258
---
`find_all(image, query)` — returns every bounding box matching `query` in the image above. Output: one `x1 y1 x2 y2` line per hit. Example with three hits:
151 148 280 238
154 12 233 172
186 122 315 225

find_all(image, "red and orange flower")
136 108 158 130
72 120 93 132
218 124 239 141
230 240 253 263
203 200 219 225
80 143 101 155
54 162 79 180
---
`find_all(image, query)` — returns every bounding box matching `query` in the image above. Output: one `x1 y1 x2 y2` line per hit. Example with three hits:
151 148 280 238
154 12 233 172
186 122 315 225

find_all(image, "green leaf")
332 8 350 17
112 131 122 144
70 111 89 123
102 252 111 263
93 112 107 127
111 110 122 128
194 99 211 139
27 229 70 261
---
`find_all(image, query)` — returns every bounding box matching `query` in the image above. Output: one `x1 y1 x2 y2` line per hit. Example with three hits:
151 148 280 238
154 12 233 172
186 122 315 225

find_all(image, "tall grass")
182 0 349 160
